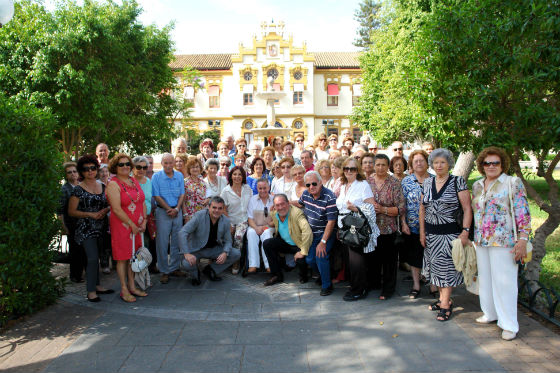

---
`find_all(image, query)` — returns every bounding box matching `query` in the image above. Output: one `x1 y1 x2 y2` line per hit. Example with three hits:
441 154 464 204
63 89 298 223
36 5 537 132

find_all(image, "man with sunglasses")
294 171 338 296
152 153 186 284
391 141 408 161
245 178 275 273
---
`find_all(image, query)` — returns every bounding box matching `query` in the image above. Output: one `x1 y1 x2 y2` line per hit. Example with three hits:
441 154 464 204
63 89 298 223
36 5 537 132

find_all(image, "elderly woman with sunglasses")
68 155 112 302
106 153 147 303
471 147 531 341
246 178 275 273
132 156 156 273
58 161 85 283
313 133 329 161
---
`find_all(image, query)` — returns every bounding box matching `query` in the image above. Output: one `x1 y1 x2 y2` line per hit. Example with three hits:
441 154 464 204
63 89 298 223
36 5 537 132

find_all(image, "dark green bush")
0 95 64 325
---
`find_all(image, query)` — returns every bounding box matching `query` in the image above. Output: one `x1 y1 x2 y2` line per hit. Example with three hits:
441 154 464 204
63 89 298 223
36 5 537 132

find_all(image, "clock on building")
294 71 302 80
294 121 303 129
244 121 254 130
243 72 253 81
267 68 279 80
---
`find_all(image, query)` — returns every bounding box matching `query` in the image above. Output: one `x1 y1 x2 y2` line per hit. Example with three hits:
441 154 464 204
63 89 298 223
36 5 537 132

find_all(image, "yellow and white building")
170 22 363 145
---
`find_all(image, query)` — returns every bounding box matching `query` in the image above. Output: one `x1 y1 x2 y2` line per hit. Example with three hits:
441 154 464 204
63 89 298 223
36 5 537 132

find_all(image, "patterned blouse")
370 175 405 235
183 176 207 221
401 173 434 234
472 173 531 248
71 184 109 245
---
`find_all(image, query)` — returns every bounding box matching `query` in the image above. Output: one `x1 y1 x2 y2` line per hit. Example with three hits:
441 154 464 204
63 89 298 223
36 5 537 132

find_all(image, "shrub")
0 95 64 325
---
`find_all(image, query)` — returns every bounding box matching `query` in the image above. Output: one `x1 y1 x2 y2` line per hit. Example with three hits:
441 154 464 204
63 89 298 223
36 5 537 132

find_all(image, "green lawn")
467 171 560 290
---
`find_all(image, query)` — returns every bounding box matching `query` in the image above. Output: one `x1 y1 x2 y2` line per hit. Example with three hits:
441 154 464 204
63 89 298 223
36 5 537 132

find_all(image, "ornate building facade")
170 22 363 145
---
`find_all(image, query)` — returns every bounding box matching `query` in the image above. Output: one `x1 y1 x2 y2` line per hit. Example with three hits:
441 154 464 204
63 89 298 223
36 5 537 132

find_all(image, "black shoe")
264 275 283 286
202 266 222 282
87 296 101 303
191 268 201 286
343 290 367 302
320 285 334 296
96 289 115 295
299 276 309 284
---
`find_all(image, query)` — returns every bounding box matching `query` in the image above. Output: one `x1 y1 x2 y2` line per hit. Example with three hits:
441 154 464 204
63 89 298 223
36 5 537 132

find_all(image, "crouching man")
263 194 313 286
178 196 241 285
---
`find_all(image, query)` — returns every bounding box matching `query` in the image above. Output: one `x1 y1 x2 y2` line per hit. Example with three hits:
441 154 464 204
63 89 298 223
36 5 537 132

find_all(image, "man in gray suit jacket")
178 196 241 285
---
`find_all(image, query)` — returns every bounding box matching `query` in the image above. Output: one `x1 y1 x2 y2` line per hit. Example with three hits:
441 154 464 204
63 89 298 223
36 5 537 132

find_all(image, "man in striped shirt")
296 171 338 296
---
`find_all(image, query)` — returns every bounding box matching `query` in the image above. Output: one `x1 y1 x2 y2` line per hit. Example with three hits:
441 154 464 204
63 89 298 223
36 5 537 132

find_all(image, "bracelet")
519 237 528 241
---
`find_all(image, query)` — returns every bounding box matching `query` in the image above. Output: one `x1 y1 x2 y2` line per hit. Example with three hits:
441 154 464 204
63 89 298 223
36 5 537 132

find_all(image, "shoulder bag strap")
508 176 518 242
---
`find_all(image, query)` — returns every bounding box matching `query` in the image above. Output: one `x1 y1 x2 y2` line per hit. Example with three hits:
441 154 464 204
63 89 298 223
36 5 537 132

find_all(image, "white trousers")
476 245 519 333
246 227 274 268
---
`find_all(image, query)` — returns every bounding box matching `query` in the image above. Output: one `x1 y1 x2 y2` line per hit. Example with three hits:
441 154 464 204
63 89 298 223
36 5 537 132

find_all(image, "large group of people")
58 134 531 341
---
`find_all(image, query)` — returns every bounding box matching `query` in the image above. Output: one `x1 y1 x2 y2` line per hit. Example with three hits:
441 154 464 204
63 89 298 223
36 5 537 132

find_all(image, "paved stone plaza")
1 268 559 373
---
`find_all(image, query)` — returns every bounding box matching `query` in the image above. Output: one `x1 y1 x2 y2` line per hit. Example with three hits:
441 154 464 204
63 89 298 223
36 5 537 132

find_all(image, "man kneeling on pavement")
263 194 312 287
178 196 241 285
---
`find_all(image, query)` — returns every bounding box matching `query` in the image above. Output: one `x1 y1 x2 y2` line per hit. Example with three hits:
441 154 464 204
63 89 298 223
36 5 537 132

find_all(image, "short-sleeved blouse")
336 180 374 228
401 173 433 234
370 175 405 234
137 177 152 215
422 175 468 233
221 184 253 225
472 173 531 248
183 176 207 219
204 175 228 198
72 184 109 244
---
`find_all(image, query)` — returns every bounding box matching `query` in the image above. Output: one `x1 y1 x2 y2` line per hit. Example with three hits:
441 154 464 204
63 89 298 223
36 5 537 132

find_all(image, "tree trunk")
452 151 476 179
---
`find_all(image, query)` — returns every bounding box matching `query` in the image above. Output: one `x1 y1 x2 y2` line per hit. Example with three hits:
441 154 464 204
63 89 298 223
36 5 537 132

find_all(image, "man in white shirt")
246 179 275 273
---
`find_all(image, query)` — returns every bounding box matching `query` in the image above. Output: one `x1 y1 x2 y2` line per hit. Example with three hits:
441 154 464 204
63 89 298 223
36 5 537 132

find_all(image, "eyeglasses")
117 162 131 167
305 182 318 187
66 170 78 174
483 161 501 167
264 206 268 217
135 165 148 170
393 147 403 151
281 165 291 169
343 167 358 172
319 166 329 170
370 147 378 150
83 166 97 172
238 144 246 147
220 163 229 166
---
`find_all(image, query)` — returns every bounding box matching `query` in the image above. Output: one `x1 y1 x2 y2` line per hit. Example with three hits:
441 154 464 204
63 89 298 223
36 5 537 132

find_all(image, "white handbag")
130 233 149 273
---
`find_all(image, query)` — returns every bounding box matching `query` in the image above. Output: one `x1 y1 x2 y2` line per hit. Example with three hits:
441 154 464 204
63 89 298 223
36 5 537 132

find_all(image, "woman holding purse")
107 153 147 303
472 147 531 340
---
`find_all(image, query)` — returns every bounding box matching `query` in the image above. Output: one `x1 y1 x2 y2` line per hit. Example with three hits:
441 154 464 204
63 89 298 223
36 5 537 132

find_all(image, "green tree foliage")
355 0 560 282
0 0 182 160
0 94 64 325
186 129 221 155
353 0 382 49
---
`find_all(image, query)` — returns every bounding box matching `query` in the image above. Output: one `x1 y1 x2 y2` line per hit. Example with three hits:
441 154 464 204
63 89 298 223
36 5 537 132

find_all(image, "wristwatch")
462 227 470 232
321 239 327 244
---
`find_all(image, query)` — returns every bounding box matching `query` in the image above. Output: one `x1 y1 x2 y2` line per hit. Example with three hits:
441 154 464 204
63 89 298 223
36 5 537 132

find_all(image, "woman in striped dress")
420 148 472 322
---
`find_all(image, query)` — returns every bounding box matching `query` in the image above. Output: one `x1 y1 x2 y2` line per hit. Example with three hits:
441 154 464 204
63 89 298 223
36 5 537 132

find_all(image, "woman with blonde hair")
175 153 189 178
182 157 207 223
313 133 329 161
289 165 307 203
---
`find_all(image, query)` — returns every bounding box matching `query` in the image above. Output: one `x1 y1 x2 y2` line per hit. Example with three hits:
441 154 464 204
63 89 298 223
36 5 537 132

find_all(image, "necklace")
118 177 141 214
436 175 449 184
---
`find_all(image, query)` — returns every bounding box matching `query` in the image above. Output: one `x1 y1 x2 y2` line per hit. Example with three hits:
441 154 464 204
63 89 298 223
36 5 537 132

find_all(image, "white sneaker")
476 315 496 324
502 330 517 340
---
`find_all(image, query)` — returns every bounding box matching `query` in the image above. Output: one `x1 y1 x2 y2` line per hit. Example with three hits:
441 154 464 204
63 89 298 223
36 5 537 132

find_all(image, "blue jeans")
306 235 334 289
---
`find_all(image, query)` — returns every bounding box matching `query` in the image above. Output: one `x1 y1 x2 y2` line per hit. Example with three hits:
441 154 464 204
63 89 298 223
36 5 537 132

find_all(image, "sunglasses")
305 182 318 187
483 161 501 167
82 166 97 172
393 147 403 151
281 165 291 169
117 162 131 167
370 147 378 150
220 163 229 166
264 206 268 217
296 139 304 143
135 165 148 170
343 167 358 172
66 170 78 174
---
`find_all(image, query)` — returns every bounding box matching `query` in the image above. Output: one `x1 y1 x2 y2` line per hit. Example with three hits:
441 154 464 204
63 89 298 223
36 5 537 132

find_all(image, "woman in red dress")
106 153 147 303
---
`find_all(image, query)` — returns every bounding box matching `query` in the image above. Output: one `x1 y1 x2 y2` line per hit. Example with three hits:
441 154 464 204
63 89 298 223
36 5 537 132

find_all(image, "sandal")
436 307 453 322
120 292 136 303
429 300 441 311
129 289 148 297
409 288 420 299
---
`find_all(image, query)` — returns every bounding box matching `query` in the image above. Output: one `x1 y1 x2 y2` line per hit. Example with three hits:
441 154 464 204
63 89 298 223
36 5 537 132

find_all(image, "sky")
134 0 363 54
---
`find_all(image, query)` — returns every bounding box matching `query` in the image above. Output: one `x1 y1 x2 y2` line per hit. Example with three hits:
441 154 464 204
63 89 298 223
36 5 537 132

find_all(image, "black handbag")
451 176 474 240
394 219 406 246
339 207 371 252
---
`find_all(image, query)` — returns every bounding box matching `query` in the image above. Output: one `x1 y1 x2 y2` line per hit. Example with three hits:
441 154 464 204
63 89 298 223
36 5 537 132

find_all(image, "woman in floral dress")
182 157 207 223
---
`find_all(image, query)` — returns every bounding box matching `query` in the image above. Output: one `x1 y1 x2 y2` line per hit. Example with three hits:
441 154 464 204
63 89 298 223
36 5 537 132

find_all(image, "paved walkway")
1 266 559 373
